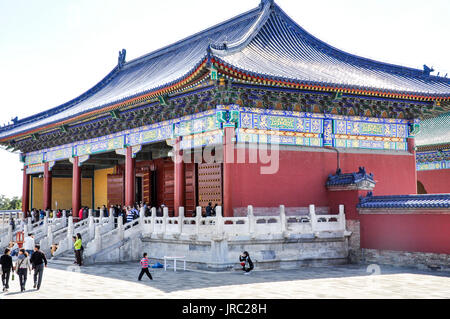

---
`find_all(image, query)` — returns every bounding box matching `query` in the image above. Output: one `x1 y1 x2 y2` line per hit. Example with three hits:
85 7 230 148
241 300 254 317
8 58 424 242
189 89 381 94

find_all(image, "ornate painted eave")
1 0 449 147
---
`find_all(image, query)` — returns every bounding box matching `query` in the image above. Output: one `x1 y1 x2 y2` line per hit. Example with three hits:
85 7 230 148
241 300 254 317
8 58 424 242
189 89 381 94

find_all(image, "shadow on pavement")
47 262 450 294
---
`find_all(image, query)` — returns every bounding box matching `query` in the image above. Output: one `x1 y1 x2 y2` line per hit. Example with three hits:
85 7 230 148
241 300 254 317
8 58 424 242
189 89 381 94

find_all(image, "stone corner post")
150 207 156 234
162 206 169 234
280 205 287 234
196 206 202 235
309 204 317 232
247 205 255 236
215 206 223 235
178 206 184 234
118 216 124 241
339 204 346 231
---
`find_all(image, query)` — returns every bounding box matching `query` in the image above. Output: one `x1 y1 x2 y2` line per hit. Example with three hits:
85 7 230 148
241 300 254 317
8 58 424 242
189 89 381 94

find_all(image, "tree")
0 195 22 210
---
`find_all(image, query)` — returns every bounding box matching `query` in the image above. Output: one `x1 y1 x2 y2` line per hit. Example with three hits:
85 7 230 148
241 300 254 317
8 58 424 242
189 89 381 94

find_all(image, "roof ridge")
124 5 262 69
273 5 450 83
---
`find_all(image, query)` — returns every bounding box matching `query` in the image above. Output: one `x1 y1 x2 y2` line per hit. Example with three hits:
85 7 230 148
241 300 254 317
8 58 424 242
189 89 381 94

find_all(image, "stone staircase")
48 251 77 268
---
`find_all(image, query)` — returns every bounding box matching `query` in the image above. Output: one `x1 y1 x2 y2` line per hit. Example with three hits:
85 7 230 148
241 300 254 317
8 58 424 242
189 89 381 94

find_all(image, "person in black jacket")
29 245 47 290
239 251 254 274
0 248 14 292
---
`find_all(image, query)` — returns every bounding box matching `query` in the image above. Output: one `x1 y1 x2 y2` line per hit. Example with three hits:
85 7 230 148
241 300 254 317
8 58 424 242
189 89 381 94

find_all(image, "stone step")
48 259 75 266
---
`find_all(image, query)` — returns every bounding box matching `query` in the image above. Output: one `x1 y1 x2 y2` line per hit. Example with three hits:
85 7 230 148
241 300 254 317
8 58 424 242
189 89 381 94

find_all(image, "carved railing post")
139 206 145 227
43 216 48 235
109 208 114 230
248 205 255 236
339 204 346 231
100 208 105 224
94 225 102 253
280 205 287 235
118 216 124 241
52 210 57 222
151 207 156 234
196 206 202 236
47 224 53 249
215 206 223 236
162 206 168 234
178 207 184 234
88 211 95 239
309 204 317 233
7 225 12 243
62 210 67 227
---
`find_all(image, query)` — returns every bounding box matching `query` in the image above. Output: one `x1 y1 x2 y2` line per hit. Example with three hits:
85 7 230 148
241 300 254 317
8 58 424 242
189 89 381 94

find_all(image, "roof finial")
423 64 434 76
260 0 274 8
118 49 126 69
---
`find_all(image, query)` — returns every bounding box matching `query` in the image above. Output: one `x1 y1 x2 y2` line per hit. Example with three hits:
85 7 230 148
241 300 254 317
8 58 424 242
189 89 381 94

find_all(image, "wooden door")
107 174 124 207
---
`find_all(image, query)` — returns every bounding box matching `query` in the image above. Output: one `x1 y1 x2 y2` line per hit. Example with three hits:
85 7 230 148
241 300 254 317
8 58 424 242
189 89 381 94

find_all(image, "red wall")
417 169 450 194
230 148 417 211
360 212 450 254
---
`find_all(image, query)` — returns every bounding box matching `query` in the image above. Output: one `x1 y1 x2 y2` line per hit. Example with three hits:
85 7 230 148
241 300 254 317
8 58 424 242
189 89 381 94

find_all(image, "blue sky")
0 0 449 197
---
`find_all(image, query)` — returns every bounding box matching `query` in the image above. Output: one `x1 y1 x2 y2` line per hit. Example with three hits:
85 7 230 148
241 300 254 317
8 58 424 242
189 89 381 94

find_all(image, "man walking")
30 244 47 290
23 233 35 257
0 248 14 292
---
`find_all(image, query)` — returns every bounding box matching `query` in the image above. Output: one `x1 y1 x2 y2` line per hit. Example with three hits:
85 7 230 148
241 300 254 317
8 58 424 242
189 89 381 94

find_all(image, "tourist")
9 217 15 232
0 248 14 292
126 207 134 224
30 244 47 290
74 233 83 266
206 202 213 217
39 209 45 220
121 207 127 225
239 251 254 274
9 241 19 256
78 207 84 221
138 252 153 281
23 233 35 257
19 217 27 231
212 203 218 216
50 243 58 257
56 210 62 218
102 205 107 216
82 206 88 220
15 249 31 292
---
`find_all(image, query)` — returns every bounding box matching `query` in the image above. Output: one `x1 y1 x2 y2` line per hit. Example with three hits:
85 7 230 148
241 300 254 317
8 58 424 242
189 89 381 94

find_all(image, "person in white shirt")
23 234 35 257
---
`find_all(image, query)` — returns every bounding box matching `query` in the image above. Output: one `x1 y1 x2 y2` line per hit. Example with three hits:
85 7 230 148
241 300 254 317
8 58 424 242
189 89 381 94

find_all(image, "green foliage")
0 195 22 210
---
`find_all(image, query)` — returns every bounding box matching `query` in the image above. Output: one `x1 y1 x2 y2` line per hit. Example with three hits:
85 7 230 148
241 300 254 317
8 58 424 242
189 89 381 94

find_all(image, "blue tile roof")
358 193 450 209
326 167 375 187
1 0 449 140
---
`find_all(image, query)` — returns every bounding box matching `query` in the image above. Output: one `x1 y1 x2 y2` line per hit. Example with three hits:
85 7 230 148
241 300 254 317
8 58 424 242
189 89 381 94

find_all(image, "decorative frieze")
22 105 416 164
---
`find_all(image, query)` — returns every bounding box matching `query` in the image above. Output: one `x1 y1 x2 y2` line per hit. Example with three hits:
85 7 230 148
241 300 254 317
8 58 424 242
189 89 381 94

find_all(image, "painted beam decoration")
22 105 415 165
76 135 125 156
416 149 450 171
45 146 73 162
229 105 410 150
26 163 45 175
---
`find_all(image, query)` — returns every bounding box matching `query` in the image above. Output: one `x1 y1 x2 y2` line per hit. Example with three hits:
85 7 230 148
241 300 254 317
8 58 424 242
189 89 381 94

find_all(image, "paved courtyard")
1 262 449 299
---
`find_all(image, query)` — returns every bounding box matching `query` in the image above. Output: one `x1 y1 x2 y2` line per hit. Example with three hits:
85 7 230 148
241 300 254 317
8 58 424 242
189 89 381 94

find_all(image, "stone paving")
1 261 449 299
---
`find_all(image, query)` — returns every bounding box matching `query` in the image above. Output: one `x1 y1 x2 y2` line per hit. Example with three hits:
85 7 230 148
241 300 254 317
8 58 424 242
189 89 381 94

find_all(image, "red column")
22 168 30 217
408 137 418 194
72 157 81 216
223 126 235 217
43 162 52 210
174 136 185 217
125 146 136 207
